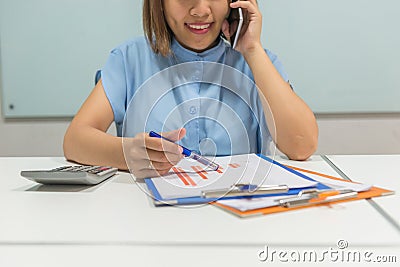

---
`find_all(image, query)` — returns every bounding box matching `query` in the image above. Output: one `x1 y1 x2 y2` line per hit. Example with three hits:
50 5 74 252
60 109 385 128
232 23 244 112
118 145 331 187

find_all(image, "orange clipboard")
212 165 394 218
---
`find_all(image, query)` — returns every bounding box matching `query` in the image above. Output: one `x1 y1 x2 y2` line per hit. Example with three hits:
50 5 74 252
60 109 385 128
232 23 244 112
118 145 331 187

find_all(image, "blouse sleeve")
101 48 128 128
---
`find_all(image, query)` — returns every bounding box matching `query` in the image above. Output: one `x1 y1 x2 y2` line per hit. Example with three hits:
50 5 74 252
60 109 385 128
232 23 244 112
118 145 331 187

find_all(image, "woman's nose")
189 0 212 18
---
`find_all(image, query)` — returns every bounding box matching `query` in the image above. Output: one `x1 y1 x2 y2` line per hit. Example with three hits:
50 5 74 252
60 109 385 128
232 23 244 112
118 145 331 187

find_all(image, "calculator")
20 165 118 185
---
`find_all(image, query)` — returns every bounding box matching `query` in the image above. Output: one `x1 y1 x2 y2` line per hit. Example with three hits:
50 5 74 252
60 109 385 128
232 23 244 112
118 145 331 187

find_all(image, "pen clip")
149 131 219 171
277 189 358 208
201 184 288 198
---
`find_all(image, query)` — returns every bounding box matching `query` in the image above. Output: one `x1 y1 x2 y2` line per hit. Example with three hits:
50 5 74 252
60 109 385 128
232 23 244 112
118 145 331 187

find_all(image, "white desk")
0 156 399 266
327 155 400 229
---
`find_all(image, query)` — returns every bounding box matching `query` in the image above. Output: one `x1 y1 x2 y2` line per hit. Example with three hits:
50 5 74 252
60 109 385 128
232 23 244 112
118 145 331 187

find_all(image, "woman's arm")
63 80 185 177
63 80 128 169
244 46 318 160
229 0 318 160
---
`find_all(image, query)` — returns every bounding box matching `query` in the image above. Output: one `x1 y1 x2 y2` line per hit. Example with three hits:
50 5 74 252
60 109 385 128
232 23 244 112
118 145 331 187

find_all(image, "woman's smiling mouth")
186 23 212 34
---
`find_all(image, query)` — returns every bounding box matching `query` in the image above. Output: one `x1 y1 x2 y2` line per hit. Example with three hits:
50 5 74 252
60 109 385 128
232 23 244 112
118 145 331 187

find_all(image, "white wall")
1 1 399 156
0 98 117 156
1 94 399 157
316 114 400 154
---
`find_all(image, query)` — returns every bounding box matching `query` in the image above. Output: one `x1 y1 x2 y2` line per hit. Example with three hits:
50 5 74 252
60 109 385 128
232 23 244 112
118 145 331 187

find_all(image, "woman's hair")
143 0 172 57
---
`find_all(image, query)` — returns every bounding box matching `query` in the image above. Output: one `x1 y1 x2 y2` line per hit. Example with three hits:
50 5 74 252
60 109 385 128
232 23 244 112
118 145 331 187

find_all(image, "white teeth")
188 24 210 30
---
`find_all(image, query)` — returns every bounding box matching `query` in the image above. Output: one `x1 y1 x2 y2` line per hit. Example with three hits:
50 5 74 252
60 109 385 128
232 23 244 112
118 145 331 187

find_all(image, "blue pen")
149 131 219 171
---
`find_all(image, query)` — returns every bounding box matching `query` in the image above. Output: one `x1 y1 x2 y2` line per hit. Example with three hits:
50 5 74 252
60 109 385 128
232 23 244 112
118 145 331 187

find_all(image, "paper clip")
277 189 358 208
201 184 288 198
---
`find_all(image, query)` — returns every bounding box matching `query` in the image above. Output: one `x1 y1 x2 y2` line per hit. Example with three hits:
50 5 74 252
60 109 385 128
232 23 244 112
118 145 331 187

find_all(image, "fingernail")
178 146 183 154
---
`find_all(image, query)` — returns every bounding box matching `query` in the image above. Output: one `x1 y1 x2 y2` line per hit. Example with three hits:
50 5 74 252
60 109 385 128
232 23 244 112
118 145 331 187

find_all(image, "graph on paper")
170 163 237 187
149 154 318 199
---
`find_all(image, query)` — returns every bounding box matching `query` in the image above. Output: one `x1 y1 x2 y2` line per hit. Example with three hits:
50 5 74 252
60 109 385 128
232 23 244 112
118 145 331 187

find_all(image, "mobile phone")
227 0 243 49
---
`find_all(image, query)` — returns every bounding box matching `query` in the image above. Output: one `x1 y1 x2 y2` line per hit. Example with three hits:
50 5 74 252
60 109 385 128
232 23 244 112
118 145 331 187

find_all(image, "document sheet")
149 154 317 199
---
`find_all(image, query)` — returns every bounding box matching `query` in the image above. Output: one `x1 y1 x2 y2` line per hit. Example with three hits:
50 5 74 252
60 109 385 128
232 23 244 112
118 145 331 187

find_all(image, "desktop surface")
0 156 399 266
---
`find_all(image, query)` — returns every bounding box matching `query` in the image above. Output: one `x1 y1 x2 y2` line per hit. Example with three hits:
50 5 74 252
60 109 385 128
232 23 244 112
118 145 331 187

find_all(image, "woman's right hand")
123 128 186 179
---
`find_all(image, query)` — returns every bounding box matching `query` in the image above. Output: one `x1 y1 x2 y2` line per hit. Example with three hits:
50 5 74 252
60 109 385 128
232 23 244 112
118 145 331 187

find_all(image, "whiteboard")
0 0 142 117
261 0 400 113
1 0 399 118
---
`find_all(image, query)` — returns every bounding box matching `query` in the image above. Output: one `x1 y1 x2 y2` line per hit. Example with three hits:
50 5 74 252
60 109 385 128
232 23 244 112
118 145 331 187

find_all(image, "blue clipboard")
145 154 331 206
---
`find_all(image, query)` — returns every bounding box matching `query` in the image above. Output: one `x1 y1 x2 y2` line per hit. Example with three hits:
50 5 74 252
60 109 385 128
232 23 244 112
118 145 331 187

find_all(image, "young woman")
63 0 318 179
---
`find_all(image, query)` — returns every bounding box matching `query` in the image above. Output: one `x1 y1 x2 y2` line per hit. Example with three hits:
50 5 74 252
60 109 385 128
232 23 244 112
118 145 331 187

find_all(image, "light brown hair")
143 0 172 57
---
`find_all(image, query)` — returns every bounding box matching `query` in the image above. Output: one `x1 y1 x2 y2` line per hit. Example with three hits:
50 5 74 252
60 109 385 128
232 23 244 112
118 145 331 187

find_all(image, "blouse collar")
170 37 227 63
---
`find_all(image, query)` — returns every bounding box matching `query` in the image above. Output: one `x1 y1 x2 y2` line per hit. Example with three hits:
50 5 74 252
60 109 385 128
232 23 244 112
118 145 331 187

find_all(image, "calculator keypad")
51 165 112 174
21 165 118 185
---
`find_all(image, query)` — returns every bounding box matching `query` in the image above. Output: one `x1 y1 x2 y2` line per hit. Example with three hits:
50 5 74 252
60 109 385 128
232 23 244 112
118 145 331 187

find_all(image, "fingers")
146 129 186 176
145 128 186 154
145 129 185 173
230 0 261 20
124 129 187 179
130 159 175 179
134 158 175 172
126 154 176 179
145 136 183 155
228 0 262 51
146 149 183 165
231 0 258 11
162 128 186 142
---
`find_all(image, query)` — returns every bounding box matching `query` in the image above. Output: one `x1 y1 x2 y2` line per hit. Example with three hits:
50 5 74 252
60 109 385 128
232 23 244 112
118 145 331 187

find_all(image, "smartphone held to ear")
227 0 243 49
232 7 243 49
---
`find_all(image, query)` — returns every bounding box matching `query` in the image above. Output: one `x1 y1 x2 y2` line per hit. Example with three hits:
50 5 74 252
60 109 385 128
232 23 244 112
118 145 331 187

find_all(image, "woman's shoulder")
111 36 151 54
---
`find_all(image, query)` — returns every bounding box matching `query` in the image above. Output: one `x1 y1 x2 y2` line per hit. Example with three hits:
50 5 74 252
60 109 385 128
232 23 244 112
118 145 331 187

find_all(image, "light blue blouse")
101 36 289 156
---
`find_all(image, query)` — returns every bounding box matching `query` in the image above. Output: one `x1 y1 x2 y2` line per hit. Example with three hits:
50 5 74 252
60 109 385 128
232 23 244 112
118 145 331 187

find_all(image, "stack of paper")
144 153 392 217
216 168 372 212
146 154 322 203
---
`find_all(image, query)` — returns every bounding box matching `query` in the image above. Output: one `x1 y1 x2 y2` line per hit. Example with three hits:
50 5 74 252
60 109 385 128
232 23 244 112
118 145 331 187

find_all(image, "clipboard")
144 155 331 206
212 167 395 217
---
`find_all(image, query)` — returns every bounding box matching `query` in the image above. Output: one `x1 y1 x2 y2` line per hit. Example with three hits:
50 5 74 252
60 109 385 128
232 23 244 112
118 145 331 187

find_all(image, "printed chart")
149 154 317 200
171 163 238 187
